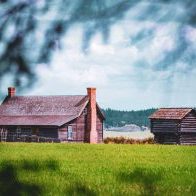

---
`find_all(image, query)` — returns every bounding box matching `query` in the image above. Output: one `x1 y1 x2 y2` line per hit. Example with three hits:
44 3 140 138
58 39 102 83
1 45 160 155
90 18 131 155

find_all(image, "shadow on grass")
117 167 162 196
0 160 59 196
66 182 97 196
21 159 59 171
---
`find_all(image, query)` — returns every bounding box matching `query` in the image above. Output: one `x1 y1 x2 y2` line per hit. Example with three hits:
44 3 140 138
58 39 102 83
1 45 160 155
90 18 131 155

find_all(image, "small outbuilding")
149 108 196 145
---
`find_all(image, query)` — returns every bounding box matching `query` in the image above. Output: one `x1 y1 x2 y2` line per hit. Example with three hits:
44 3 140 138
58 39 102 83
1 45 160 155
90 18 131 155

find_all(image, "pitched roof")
0 95 89 126
149 108 193 120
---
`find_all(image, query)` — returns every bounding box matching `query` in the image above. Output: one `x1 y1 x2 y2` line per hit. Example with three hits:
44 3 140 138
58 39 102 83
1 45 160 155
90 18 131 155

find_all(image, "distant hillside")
103 108 156 128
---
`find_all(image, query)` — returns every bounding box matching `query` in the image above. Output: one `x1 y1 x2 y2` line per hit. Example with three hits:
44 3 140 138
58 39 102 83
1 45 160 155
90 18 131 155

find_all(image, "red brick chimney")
87 87 97 144
8 87 16 97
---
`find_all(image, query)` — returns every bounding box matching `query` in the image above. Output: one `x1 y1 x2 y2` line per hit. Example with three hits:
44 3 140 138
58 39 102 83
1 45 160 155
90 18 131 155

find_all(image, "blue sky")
2 1 196 110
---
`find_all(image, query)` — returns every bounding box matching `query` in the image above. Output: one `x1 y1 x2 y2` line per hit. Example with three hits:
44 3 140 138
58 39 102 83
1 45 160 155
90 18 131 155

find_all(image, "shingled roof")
0 95 89 126
149 108 194 120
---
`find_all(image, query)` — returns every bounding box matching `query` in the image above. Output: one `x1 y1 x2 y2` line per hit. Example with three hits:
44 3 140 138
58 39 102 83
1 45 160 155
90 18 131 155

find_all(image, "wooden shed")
149 108 196 145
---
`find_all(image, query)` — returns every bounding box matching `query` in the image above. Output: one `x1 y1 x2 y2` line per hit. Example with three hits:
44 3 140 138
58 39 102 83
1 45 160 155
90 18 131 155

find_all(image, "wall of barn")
58 127 67 141
96 112 103 143
179 111 196 144
85 103 91 143
151 119 180 144
76 109 103 143
59 120 77 142
180 111 196 132
59 112 86 142
153 133 179 144
151 119 180 133
76 112 86 142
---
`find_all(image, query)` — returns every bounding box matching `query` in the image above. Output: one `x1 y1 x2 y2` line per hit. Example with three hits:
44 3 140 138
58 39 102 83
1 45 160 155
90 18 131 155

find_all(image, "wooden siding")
96 112 103 143
180 111 196 132
58 127 67 141
154 133 178 144
76 112 86 142
75 109 103 143
151 119 179 133
59 109 90 142
85 103 91 143
151 110 196 145
60 121 77 142
179 132 196 145
0 107 104 143
151 119 180 144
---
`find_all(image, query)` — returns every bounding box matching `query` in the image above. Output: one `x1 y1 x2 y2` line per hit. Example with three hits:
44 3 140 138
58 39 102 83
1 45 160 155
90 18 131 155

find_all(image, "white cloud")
185 26 196 43
29 15 196 110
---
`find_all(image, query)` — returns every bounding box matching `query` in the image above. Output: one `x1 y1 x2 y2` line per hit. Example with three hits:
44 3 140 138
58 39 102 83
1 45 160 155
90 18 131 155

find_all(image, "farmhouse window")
67 126 73 140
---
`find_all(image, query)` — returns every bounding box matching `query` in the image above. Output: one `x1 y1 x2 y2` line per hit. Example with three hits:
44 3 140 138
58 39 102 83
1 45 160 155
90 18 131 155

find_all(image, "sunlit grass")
0 143 196 195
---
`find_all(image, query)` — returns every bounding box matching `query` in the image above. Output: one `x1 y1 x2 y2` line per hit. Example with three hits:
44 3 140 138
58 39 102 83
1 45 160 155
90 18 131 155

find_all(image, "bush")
104 137 154 144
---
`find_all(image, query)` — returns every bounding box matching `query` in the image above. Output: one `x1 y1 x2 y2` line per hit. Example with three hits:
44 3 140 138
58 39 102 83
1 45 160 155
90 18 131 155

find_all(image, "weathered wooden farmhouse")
149 108 196 145
0 87 104 143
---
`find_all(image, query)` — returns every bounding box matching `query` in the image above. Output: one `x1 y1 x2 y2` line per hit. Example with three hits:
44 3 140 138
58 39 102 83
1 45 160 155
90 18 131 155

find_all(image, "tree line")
103 108 156 128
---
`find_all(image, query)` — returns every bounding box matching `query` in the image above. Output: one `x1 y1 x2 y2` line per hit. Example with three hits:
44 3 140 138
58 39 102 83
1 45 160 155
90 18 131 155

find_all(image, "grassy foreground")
0 143 196 196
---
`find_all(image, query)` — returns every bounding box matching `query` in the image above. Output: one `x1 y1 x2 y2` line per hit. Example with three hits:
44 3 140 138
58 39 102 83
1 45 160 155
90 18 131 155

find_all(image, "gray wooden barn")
149 108 196 145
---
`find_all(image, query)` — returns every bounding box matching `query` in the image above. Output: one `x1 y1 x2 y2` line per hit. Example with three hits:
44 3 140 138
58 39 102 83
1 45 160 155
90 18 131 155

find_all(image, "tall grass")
0 143 196 195
104 137 154 144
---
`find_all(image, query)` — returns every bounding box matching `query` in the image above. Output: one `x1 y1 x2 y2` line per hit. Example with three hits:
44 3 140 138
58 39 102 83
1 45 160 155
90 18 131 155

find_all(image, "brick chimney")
8 87 16 97
87 87 97 143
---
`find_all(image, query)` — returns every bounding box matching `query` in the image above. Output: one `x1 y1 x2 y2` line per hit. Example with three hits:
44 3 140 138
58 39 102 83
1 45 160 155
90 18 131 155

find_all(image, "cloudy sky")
5 1 196 111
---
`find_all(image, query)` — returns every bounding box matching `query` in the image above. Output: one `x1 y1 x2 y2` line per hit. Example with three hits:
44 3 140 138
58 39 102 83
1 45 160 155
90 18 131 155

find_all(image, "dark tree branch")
0 0 195 92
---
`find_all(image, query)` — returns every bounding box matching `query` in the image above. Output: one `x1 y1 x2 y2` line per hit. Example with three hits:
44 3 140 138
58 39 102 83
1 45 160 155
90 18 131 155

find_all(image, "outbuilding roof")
0 95 89 126
149 108 194 120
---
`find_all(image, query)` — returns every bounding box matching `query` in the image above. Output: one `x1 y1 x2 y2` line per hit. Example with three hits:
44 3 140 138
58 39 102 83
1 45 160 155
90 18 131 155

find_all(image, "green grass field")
0 143 196 196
